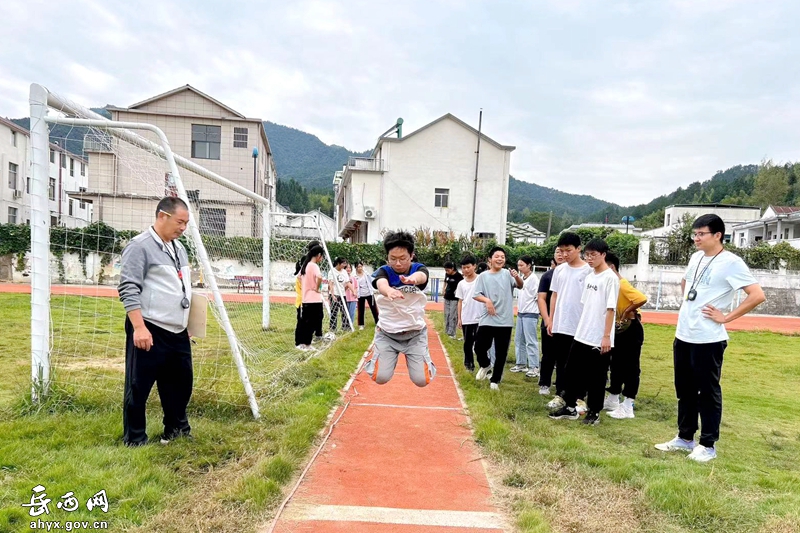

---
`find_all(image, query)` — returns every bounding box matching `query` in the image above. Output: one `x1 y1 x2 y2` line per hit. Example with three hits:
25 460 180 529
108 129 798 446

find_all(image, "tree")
749 161 790 208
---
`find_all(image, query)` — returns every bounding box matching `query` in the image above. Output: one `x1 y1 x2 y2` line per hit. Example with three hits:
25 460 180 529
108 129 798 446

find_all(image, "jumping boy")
365 231 436 387
549 239 619 425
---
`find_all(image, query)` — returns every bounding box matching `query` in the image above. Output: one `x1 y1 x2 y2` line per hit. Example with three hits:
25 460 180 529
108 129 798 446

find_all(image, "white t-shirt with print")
516 273 540 315
574 268 620 348
676 250 759 343
455 278 483 325
550 262 593 336
328 268 349 297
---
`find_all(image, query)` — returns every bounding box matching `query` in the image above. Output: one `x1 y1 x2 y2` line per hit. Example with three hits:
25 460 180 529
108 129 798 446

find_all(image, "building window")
60 153 66 168
48 178 56 200
69 158 75 177
68 199 74 216
80 200 87 209
26 177 30 194
11 131 17 147
8 206 18 224
8 162 18 190
233 127 248 148
80 162 86 176
199 207 226 236
50 149 55 164
434 188 449 208
191 124 221 160
666 214 671 225
51 215 58 227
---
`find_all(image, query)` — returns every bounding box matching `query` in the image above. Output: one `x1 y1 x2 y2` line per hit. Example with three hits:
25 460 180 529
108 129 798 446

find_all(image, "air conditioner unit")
364 206 377 219
13 190 23 199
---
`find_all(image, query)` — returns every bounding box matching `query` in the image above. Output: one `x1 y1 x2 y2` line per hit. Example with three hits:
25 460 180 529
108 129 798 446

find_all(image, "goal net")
28 84 352 419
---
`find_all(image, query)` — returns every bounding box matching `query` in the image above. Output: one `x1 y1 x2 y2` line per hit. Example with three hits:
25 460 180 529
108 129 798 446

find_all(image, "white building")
565 222 642 236
84 85 277 236
334 114 515 243
642 204 761 242
1 117 92 228
731 205 800 249
506 222 546 244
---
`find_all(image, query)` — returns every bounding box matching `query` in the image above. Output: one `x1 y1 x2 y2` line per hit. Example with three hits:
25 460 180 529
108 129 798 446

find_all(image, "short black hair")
155 196 188 218
557 232 581 248
605 251 620 271
333 257 347 267
518 255 533 267
693 214 725 242
476 262 488 274
584 238 609 255
488 246 507 258
460 255 477 266
383 230 415 255
443 261 455 270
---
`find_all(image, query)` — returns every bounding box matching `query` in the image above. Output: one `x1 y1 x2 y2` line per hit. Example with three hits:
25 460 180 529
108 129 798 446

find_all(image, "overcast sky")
2 0 799 206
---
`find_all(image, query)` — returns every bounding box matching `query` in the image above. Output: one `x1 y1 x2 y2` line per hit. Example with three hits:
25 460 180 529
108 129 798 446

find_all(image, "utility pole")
470 109 483 236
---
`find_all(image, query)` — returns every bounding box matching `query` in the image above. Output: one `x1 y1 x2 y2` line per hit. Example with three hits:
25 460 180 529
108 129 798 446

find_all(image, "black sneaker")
582 410 600 425
548 406 579 420
160 432 193 444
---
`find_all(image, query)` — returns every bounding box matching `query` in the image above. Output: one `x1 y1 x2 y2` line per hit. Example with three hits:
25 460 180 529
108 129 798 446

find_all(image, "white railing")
347 157 384 171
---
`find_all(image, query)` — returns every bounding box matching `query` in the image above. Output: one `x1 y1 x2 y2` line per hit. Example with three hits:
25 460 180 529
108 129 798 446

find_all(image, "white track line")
283 504 504 529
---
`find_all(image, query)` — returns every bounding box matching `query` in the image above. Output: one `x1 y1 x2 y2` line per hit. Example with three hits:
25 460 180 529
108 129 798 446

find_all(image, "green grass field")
431 314 800 533
0 293 371 532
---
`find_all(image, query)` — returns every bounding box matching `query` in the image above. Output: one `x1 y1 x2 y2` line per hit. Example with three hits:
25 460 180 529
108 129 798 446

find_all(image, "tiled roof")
770 205 800 215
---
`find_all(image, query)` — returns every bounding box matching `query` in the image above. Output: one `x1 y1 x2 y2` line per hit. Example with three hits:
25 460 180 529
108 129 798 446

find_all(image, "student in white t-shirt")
549 239 619 425
546 232 593 404
327 258 353 332
364 231 436 387
655 214 765 463
510 255 540 378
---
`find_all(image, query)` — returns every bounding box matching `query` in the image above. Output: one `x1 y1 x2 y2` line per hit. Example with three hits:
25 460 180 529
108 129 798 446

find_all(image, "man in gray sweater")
118 197 194 446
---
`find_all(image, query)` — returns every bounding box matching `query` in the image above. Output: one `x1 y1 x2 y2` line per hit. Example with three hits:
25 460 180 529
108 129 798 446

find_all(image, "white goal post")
28 83 355 420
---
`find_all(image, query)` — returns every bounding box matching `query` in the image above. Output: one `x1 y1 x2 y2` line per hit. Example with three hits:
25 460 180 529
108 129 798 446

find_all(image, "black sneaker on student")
160 431 193 445
548 406 579 420
582 410 600 425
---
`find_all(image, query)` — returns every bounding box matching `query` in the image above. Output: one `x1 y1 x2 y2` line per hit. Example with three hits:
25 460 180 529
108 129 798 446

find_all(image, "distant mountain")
11 108 111 157
507 177 621 219
263 121 370 191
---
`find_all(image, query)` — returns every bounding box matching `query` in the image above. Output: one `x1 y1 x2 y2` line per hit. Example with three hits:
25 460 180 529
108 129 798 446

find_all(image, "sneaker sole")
654 444 695 452
549 414 580 420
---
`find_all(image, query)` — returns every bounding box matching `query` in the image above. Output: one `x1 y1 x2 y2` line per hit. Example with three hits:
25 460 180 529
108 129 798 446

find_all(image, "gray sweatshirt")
118 227 192 333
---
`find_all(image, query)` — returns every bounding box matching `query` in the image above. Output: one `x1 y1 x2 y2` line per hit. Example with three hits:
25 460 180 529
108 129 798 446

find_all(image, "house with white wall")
565 222 643 236
731 206 800 249
333 114 514 243
506 222 546 244
1 117 92 228
641 203 761 242
272 204 338 242
83 85 277 236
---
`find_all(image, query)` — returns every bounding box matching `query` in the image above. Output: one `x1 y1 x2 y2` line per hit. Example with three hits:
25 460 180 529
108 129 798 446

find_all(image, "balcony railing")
347 157 384 172
83 133 113 153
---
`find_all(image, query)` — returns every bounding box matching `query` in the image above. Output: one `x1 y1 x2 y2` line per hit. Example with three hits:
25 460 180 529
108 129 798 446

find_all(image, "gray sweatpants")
444 299 459 336
366 327 437 387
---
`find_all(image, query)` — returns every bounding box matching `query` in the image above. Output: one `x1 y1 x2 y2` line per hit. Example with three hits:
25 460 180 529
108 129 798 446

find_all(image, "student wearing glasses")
655 214 765 462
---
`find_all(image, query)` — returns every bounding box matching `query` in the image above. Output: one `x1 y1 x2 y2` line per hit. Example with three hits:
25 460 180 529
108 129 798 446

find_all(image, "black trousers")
552 333 574 397
674 338 726 448
329 297 351 331
538 323 556 387
563 340 611 414
608 318 644 399
123 318 193 445
357 295 379 326
461 323 479 369
298 303 324 346
475 325 512 384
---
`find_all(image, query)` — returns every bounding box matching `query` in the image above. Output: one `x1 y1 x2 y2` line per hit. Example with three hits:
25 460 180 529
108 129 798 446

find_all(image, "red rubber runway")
266 320 507 532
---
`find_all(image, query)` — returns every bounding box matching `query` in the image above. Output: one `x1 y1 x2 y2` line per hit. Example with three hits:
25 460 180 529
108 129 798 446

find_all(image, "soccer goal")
28 84 351 419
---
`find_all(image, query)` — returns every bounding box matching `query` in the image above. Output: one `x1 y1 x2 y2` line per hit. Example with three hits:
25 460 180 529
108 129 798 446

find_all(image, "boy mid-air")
365 231 437 387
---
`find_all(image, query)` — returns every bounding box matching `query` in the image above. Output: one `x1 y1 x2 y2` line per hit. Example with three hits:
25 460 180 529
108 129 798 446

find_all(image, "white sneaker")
606 404 634 419
489 383 499 391
546 396 565 410
323 332 336 341
603 395 620 411
687 444 717 463
575 400 588 415
538 385 550 396
475 366 492 381
525 368 540 378
655 436 696 453
359 326 364 331
295 344 310 351
510 364 527 373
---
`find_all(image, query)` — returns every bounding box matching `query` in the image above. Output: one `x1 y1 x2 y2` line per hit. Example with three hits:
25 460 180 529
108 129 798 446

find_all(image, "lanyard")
163 238 187 302
689 250 722 294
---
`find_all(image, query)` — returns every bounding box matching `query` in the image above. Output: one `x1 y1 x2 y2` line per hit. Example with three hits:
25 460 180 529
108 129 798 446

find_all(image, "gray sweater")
118 227 192 333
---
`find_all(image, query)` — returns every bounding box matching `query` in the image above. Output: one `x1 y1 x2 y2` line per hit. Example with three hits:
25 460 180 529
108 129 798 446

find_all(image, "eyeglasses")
584 252 601 259
692 231 714 239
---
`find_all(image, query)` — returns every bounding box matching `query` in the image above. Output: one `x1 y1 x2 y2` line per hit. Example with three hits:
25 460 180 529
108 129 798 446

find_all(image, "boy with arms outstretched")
365 231 436 387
